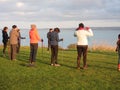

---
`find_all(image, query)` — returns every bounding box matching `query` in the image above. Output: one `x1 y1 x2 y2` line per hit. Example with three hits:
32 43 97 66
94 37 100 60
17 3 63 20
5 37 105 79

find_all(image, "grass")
0 46 120 90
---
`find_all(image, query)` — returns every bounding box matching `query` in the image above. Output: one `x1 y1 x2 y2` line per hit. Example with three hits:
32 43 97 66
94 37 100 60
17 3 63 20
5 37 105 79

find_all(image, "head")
79 23 84 28
31 24 36 30
3 27 8 32
54 28 60 33
49 28 53 32
118 34 120 39
12 25 17 29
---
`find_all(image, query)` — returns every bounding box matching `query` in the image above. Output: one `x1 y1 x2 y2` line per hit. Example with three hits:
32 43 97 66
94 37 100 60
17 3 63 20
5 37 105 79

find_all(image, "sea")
0 27 120 48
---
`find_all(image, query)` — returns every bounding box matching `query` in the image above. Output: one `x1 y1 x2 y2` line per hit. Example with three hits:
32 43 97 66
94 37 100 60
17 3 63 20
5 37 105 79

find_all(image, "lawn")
0 46 120 90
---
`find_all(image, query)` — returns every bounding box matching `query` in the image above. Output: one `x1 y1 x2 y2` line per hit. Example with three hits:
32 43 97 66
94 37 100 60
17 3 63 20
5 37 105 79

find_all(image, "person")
116 34 120 71
9 25 19 60
17 29 26 53
29 24 43 66
74 23 93 69
47 28 53 51
49 27 63 66
2 26 9 57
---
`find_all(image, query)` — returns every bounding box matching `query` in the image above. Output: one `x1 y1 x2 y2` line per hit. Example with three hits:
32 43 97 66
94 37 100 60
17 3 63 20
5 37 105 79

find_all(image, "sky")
0 0 120 28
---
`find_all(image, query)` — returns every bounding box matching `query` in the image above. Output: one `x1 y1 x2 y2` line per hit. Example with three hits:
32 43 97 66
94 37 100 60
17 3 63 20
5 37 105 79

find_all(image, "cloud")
0 0 120 28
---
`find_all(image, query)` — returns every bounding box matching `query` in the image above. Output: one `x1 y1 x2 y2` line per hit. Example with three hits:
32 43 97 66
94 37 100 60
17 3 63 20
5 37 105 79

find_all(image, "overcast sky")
0 0 120 28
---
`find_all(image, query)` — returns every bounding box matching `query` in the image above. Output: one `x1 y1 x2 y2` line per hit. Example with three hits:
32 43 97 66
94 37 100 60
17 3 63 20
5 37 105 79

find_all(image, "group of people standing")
1 23 120 71
2 25 25 59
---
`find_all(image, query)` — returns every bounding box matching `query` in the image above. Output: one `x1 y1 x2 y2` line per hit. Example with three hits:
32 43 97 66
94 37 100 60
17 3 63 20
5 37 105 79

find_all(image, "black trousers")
77 45 88 68
47 40 51 50
51 45 58 64
30 43 38 63
10 44 17 60
17 43 20 53
3 42 7 54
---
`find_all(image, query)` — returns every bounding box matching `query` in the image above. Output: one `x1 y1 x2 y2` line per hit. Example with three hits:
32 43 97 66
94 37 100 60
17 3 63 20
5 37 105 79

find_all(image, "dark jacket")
49 31 62 45
2 30 9 44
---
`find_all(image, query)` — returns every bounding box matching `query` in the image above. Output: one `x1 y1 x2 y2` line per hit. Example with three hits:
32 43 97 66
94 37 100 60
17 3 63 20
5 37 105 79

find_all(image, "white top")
74 29 93 45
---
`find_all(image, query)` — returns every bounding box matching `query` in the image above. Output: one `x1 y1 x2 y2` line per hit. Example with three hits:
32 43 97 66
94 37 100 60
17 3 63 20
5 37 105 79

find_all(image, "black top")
2 30 9 44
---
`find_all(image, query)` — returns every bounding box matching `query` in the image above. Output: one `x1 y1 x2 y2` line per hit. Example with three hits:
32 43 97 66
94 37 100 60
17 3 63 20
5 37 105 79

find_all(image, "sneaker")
50 64 53 66
27 63 35 67
55 64 61 66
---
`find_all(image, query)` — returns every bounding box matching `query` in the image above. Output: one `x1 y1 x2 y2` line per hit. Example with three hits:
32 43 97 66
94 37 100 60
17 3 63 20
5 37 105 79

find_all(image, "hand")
41 39 43 42
85 27 90 30
61 38 63 41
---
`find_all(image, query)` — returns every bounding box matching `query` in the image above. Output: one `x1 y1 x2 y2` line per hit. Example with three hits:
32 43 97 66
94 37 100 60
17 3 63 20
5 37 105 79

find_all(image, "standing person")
116 34 120 71
47 28 53 51
17 29 26 53
49 28 63 66
9 25 19 60
2 27 9 57
74 23 93 69
29 24 43 66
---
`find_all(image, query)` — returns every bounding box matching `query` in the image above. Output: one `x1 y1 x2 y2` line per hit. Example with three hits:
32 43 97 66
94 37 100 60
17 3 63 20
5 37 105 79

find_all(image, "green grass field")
0 47 120 90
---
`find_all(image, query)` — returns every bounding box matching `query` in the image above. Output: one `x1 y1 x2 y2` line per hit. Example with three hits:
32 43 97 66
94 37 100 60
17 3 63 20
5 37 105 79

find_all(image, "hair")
3 27 8 31
12 25 17 29
31 24 36 29
54 27 60 33
79 23 84 28
118 34 120 39
49 28 53 31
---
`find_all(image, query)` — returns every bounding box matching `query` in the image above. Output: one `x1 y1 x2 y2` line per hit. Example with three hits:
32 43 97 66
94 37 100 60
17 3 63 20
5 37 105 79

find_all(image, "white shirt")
74 29 93 45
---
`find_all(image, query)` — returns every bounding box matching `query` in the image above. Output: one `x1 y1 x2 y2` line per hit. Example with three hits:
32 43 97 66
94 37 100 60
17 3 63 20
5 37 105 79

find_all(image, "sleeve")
56 33 63 42
85 29 93 36
74 31 77 37
35 30 41 41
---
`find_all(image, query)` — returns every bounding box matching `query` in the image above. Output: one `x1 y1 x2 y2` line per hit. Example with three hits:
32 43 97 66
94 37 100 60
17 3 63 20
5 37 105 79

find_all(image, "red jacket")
29 29 41 43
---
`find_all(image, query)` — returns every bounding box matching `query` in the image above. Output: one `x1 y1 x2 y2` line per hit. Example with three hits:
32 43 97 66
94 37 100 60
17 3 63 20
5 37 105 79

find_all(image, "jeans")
30 43 38 63
77 45 88 68
51 45 58 64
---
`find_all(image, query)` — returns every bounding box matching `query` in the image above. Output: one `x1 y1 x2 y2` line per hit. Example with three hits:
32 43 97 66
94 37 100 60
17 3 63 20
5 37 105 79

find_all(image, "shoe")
3 54 6 57
77 67 80 70
50 64 53 66
83 65 88 70
55 64 61 66
27 63 35 67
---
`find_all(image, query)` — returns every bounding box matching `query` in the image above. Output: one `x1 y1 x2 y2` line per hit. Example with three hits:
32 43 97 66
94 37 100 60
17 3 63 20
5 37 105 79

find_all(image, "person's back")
50 31 58 45
10 28 19 45
29 29 40 43
74 28 93 45
74 23 93 70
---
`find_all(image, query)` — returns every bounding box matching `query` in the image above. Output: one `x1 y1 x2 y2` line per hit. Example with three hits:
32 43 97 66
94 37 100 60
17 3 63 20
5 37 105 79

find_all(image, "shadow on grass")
89 64 116 71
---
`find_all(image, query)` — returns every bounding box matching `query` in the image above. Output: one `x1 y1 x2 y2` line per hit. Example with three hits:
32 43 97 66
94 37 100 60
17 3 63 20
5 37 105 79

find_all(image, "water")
0 27 120 48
